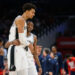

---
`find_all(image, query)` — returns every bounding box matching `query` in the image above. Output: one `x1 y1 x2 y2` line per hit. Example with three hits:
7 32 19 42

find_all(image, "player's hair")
51 45 57 51
27 20 33 24
44 48 50 55
22 3 36 12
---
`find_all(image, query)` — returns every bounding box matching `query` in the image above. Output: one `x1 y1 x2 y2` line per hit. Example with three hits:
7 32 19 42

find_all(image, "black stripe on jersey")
9 27 18 71
16 27 18 39
9 45 16 71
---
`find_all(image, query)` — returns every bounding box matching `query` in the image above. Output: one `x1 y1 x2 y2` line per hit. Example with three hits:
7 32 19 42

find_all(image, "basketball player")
6 3 37 75
26 21 42 75
5 21 42 75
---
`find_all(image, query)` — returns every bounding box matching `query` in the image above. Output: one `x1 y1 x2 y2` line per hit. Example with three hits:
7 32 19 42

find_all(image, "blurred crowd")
1 8 74 43
0 37 75 75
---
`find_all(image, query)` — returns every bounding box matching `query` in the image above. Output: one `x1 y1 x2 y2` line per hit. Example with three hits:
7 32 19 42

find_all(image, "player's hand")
12 39 20 46
5 42 11 48
39 67 42 75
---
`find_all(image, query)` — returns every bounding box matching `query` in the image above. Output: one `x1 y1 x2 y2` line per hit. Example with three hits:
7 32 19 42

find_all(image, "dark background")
0 0 75 55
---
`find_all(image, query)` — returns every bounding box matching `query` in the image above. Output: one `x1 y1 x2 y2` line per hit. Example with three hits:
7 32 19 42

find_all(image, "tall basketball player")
5 21 42 75
6 3 36 75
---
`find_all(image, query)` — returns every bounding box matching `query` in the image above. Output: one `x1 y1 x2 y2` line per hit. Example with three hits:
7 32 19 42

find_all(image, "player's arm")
5 40 20 48
33 36 42 73
5 41 12 48
0 47 4 56
7 22 21 48
15 17 33 48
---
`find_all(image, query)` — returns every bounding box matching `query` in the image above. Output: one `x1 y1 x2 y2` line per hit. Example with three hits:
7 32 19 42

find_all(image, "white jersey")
8 15 38 75
9 15 27 42
9 15 30 48
8 15 29 71
26 33 38 75
27 33 35 45
26 33 35 58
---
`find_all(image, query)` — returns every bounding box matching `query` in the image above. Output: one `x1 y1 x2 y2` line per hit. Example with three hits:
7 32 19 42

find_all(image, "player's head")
51 46 57 54
37 45 42 56
65 54 73 60
43 48 50 57
27 21 34 32
22 3 36 19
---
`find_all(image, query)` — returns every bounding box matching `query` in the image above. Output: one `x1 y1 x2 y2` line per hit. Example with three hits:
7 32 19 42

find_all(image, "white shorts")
26 48 38 75
8 46 38 75
7 45 28 71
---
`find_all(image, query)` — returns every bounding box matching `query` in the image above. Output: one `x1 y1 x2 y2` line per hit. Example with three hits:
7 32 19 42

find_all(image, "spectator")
36 45 43 75
0 38 5 75
43 48 51 75
63 54 70 75
64 54 75 75
51 46 63 75
4 58 8 75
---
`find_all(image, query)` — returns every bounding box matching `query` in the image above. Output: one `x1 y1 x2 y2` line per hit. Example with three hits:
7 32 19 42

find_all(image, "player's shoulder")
15 15 25 24
16 16 24 21
31 33 37 39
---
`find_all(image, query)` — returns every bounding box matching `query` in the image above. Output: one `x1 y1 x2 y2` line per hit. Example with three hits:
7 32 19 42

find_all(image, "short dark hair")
22 3 36 12
44 48 50 55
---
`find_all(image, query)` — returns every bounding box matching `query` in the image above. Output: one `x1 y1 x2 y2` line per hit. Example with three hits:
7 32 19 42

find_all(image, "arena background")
0 0 75 56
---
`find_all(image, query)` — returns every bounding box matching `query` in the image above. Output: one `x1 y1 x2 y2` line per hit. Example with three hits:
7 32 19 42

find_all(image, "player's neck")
27 32 31 37
22 13 28 21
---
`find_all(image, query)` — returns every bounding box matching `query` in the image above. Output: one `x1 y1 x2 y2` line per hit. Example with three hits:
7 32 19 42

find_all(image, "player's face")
52 47 57 54
28 9 35 19
27 22 34 32
36 46 42 56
